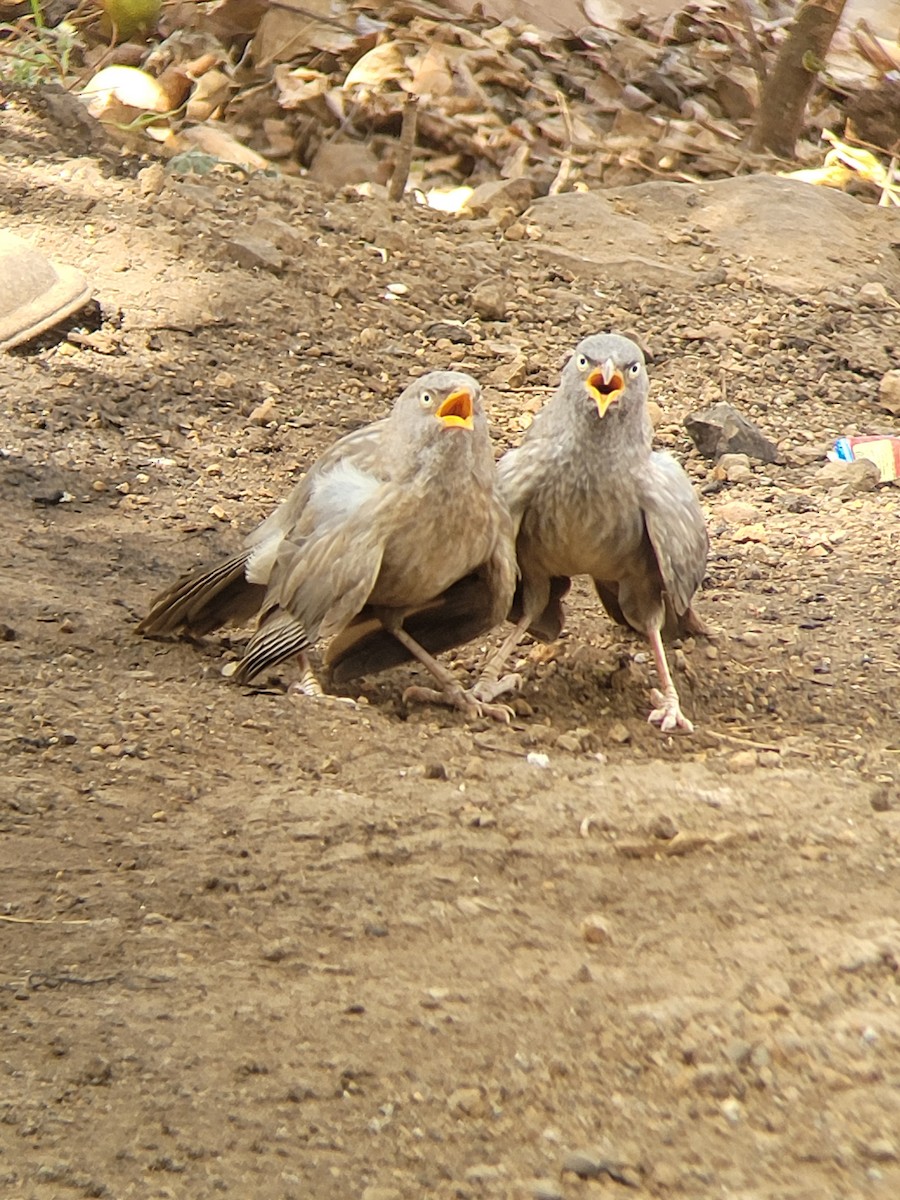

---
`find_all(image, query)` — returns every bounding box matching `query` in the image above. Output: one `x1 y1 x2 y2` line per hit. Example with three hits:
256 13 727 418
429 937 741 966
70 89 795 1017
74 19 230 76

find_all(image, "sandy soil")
2 90 900 1200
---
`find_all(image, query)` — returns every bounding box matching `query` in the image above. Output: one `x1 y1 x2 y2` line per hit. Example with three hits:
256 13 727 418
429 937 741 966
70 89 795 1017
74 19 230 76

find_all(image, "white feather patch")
310 459 380 526
246 531 284 585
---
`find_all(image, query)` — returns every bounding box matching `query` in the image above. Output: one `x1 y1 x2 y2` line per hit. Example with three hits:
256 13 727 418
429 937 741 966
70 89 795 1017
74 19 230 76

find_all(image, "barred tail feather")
137 551 259 637
233 613 311 684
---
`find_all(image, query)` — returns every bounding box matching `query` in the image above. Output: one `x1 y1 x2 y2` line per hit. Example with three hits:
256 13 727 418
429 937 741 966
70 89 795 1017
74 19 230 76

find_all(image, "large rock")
527 174 900 297
685 402 780 463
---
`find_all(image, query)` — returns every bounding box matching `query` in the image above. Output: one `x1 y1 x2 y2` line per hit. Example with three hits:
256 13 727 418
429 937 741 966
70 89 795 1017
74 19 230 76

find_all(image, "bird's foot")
471 672 522 704
648 687 694 734
403 683 513 725
287 681 357 707
288 675 323 698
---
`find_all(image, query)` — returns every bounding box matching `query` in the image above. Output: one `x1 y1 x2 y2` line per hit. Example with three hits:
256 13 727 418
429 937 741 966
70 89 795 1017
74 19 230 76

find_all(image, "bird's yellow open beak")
586 358 625 418
436 388 475 429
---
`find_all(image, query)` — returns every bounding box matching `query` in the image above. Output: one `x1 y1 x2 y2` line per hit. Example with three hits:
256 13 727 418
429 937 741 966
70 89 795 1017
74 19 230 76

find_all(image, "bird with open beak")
475 333 709 732
138 371 517 721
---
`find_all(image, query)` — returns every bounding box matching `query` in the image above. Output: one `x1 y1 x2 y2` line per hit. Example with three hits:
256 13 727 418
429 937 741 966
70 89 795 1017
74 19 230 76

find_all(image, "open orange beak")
586 358 625 417
436 388 474 430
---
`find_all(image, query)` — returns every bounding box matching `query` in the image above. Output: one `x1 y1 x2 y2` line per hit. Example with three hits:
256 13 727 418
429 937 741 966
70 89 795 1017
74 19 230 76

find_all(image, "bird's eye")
420 391 433 407
576 354 589 371
628 362 641 376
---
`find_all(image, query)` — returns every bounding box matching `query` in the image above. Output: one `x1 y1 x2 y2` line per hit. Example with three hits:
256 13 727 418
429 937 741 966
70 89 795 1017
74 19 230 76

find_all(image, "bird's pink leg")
471 615 532 703
389 627 512 723
288 651 323 696
646 625 693 733
287 653 356 706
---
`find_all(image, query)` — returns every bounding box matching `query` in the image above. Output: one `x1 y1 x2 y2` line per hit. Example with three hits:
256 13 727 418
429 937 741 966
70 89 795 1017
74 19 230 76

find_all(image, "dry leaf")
344 42 406 91
273 65 330 110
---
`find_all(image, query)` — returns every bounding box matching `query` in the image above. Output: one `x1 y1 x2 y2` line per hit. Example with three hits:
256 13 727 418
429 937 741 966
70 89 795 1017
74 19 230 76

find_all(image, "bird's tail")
232 610 311 684
137 550 263 637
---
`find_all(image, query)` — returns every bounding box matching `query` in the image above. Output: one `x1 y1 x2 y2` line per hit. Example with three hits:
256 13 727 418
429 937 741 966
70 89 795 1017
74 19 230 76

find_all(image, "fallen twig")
732 0 768 90
389 94 419 203
0 914 93 925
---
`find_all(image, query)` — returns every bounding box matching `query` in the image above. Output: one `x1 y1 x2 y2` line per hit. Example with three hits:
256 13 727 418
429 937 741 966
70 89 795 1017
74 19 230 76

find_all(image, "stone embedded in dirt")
137 163 165 196
816 459 881 493
858 281 896 307
580 914 611 944
531 1181 564 1200
361 1186 403 1200
870 785 894 812
649 814 678 840
447 1086 488 1117
878 369 900 416
727 750 757 773
465 1164 506 1184
757 750 782 769
730 522 767 544
717 500 760 525
248 396 278 426
424 321 474 345
714 452 753 484
562 1151 605 1179
471 280 508 322
222 235 284 274
249 215 308 255
487 355 528 388
861 1138 899 1163
783 492 816 513
607 720 631 744
554 731 582 753
684 402 779 463
562 1148 638 1187
465 177 535 218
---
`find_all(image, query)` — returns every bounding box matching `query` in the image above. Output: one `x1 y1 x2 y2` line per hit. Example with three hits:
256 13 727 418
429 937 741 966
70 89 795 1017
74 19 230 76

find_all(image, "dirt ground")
2 89 900 1200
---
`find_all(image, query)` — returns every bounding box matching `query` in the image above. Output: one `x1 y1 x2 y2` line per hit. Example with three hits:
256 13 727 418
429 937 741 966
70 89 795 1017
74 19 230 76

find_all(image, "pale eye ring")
420 391 433 406
628 362 641 376
576 354 589 371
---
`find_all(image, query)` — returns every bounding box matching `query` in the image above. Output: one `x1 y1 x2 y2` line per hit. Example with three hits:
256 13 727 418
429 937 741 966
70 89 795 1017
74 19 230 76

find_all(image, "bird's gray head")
563 333 648 419
393 370 484 435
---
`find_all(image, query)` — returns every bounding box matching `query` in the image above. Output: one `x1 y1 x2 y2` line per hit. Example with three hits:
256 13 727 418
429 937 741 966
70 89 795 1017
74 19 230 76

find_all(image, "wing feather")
640 451 708 617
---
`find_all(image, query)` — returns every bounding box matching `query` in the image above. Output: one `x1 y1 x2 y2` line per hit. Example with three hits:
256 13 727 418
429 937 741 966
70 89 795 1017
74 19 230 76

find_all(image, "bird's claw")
288 681 357 707
648 687 694 733
471 672 522 704
403 684 513 725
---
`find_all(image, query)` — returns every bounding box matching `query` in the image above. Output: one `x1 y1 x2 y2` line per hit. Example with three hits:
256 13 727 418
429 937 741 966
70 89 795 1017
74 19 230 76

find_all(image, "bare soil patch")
1 92 899 1200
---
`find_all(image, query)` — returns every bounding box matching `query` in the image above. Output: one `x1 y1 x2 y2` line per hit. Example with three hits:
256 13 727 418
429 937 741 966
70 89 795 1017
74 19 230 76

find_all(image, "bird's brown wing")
640 451 708 630
137 421 390 640
137 550 262 636
245 419 391 557
234 515 387 683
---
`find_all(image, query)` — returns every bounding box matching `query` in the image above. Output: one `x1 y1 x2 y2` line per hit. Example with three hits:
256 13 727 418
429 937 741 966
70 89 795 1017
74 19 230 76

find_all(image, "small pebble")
532 1181 564 1200
870 785 894 812
649 814 678 840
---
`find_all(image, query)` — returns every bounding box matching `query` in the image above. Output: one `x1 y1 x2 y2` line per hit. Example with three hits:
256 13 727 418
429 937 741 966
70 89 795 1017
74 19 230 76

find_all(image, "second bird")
475 333 709 732
139 371 516 721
